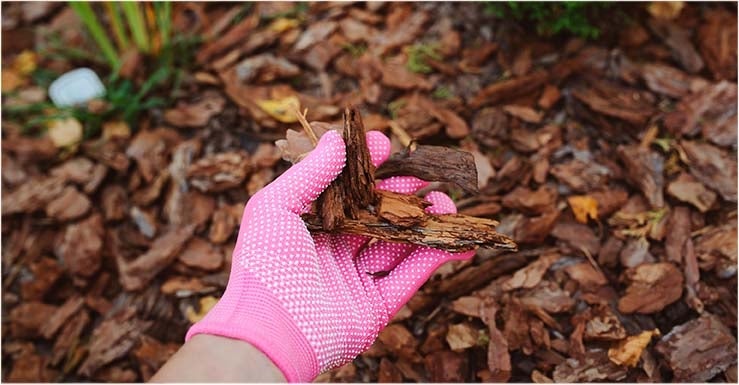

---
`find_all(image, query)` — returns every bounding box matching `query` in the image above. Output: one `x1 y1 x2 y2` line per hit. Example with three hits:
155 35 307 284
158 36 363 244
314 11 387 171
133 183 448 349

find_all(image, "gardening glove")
186 130 475 382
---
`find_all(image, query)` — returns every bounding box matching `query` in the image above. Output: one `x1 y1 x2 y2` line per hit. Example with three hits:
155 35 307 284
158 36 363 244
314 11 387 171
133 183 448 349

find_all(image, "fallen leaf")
47 118 83 148
568 195 599 223
618 262 683 314
446 323 480 352
647 2 684 20
255 95 301 123
185 296 219 323
608 329 660 367
501 253 559 291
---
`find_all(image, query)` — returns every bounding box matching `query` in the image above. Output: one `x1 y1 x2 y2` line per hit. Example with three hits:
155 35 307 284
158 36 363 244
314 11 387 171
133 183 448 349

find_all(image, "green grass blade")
154 2 171 47
103 2 130 51
121 2 150 53
69 1 121 68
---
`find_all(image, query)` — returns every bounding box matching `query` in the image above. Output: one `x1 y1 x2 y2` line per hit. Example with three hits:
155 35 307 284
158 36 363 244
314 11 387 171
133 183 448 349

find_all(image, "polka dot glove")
186 130 475 382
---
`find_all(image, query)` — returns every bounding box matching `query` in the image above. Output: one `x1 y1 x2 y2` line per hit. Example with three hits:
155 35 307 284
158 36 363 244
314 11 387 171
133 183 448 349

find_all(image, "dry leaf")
255 95 301 123
47 118 83 148
568 195 599 223
608 329 660 367
13 50 38 75
648 2 684 20
185 296 219 323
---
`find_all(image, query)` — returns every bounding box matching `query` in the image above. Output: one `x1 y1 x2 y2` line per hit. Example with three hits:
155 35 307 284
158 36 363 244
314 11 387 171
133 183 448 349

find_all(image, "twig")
293 106 318 146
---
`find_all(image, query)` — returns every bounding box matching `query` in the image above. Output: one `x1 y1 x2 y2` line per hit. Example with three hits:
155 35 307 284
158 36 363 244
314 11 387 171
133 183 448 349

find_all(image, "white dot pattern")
186 130 475 381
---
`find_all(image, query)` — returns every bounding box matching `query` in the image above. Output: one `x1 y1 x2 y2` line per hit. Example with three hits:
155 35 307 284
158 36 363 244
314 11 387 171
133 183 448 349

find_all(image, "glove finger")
376 176 429 194
366 130 391 168
357 191 458 273
376 247 476 315
253 130 345 214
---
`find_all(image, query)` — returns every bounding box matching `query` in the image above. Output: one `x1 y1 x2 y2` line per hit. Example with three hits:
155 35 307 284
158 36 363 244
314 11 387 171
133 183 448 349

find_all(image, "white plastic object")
48 68 105 107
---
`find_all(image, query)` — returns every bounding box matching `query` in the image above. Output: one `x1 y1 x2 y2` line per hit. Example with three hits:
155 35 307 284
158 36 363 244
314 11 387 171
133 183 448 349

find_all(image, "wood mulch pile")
1 2 736 382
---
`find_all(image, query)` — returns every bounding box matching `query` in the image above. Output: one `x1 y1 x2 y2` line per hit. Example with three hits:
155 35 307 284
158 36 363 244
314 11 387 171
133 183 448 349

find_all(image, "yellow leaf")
568 195 599 224
102 120 131 140
47 118 83 148
13 50 37 75
185 296 219 323
256 95 301 123
647 2 684 20
1 69 25 92
608 329 660 367
269 18 300 33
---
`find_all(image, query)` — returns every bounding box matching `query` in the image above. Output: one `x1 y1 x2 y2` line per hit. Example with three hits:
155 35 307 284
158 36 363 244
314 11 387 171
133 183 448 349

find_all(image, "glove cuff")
186 270 319 382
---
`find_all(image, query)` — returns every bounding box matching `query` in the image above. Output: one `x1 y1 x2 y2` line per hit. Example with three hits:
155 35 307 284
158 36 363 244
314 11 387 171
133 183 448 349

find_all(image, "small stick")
293 106 318 146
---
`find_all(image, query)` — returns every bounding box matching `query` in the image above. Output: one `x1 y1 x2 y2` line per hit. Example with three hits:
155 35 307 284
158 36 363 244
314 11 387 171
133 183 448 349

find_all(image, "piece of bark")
640 62 707 98
41 296 85 339
134 335 179 381
313 107 377 230
101 185 128 221
551 221 600 257
680 140 737 202
126 128 181 182
376 145 478 194
55 213 104 278
208 203 243 244
187 151 251 193
424 351 467 382
117 225 196 291
518 281 576 314
480 301 511 382
132 170 169 206
501 252 559 291
2 176 66 215
305 191 515 252
698 8 737 81
665 206 691 264
619 237 655 268
178 237 223 271
502 185 557 215
377 324 417 361
77 309 152 377
44 185 92 221
618 262 684 314
584 305 627 341
20 257 62 300
378 358 403 383
50 310 90 366
7 302 58 338
553 350 628 382
446 323 479 352
667 172 717 212
650 19 705 73
617 144 665 208
6 343 58 382
655 313 737 382
665 81 737 146
470 71 548 108
164 90 226 127
550 159 610 193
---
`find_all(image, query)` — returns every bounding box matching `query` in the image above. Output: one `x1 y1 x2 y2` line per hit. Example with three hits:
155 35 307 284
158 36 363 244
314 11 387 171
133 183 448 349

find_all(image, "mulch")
1 2 737 382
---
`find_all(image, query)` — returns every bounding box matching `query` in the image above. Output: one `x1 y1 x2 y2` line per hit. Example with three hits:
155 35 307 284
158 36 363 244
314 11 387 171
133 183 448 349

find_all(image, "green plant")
485 2 611 40
406 43 441 74
342 43 367 58
432 86 454 100
70 2 174 69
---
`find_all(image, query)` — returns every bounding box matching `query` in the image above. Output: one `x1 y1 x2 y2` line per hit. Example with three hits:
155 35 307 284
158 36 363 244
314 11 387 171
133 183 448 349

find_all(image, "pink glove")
186 130 475 382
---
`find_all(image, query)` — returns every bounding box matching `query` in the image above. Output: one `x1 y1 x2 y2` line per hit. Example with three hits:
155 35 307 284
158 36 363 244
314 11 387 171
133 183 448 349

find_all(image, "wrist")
186 270 319 382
